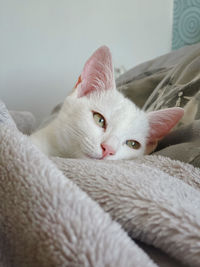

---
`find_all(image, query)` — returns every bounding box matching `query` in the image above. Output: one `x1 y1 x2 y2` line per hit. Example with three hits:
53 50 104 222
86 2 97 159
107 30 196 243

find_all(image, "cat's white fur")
30 46 184 160
30 88 149 159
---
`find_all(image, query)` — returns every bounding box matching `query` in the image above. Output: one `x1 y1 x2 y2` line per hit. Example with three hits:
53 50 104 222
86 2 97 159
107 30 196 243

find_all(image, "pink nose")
101 143 115 159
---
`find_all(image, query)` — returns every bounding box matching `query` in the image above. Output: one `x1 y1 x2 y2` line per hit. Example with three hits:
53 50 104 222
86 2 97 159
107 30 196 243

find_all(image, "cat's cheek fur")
55 99 104 159
30 90 150 160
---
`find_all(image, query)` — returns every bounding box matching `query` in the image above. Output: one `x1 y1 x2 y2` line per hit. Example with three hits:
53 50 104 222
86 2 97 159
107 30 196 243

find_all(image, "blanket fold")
53 157 200 267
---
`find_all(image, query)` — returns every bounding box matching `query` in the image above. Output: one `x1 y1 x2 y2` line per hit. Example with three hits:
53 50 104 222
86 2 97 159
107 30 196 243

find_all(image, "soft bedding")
1 43 200 266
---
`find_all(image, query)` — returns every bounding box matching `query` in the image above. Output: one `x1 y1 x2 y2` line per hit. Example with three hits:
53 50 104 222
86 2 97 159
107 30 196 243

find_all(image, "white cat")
30 46 184 160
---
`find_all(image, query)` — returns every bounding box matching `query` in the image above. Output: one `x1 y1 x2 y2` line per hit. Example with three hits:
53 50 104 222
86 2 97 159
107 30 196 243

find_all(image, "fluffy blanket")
1 101 200 267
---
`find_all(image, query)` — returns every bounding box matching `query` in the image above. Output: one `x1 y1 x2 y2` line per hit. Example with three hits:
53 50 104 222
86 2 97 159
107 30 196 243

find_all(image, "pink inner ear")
77 46 115 97
147 107 184 142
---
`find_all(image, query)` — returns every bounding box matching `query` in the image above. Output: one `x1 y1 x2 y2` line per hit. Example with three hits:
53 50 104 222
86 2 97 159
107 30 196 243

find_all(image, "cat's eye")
126 140 141 150
93 112 106 129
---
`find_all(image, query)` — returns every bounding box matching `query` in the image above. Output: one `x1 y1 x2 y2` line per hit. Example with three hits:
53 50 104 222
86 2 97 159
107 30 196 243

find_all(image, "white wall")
0 0 173 122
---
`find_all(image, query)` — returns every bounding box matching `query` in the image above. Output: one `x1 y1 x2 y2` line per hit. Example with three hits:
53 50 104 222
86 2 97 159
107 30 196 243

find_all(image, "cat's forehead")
89 89 144 120
88 89 149 137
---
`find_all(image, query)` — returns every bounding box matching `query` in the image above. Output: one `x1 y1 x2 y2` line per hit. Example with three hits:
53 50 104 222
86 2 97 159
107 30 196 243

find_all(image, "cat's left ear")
74 46 115 97
146 107 184 154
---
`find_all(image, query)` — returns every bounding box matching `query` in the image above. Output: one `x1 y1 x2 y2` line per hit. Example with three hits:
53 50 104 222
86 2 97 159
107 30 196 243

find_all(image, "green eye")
93 112 106 129
126 140 141 150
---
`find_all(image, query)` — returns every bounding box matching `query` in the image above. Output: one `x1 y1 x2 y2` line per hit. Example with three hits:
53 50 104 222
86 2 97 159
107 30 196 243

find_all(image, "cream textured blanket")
1 101 200 267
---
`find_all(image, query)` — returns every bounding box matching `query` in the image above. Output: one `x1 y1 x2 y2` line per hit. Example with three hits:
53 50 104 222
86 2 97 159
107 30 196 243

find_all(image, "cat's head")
56 46 184 160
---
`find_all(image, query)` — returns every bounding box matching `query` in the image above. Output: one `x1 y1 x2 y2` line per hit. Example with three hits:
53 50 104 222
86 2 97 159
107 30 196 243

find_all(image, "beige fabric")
1 101 200 266
53 156 200 267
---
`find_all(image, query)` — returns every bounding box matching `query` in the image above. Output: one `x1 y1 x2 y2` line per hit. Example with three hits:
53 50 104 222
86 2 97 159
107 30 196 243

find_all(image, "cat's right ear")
73 46 115 97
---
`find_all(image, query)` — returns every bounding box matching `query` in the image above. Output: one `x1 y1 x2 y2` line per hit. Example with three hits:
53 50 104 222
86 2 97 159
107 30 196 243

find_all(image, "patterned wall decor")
172 0 200 50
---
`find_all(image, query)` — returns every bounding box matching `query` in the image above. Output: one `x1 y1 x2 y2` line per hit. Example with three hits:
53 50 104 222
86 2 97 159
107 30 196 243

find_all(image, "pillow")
116 43 200 110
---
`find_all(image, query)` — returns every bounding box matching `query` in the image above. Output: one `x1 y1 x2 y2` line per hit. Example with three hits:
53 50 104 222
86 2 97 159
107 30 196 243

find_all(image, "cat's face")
54 46 184 160
57 88 149 160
